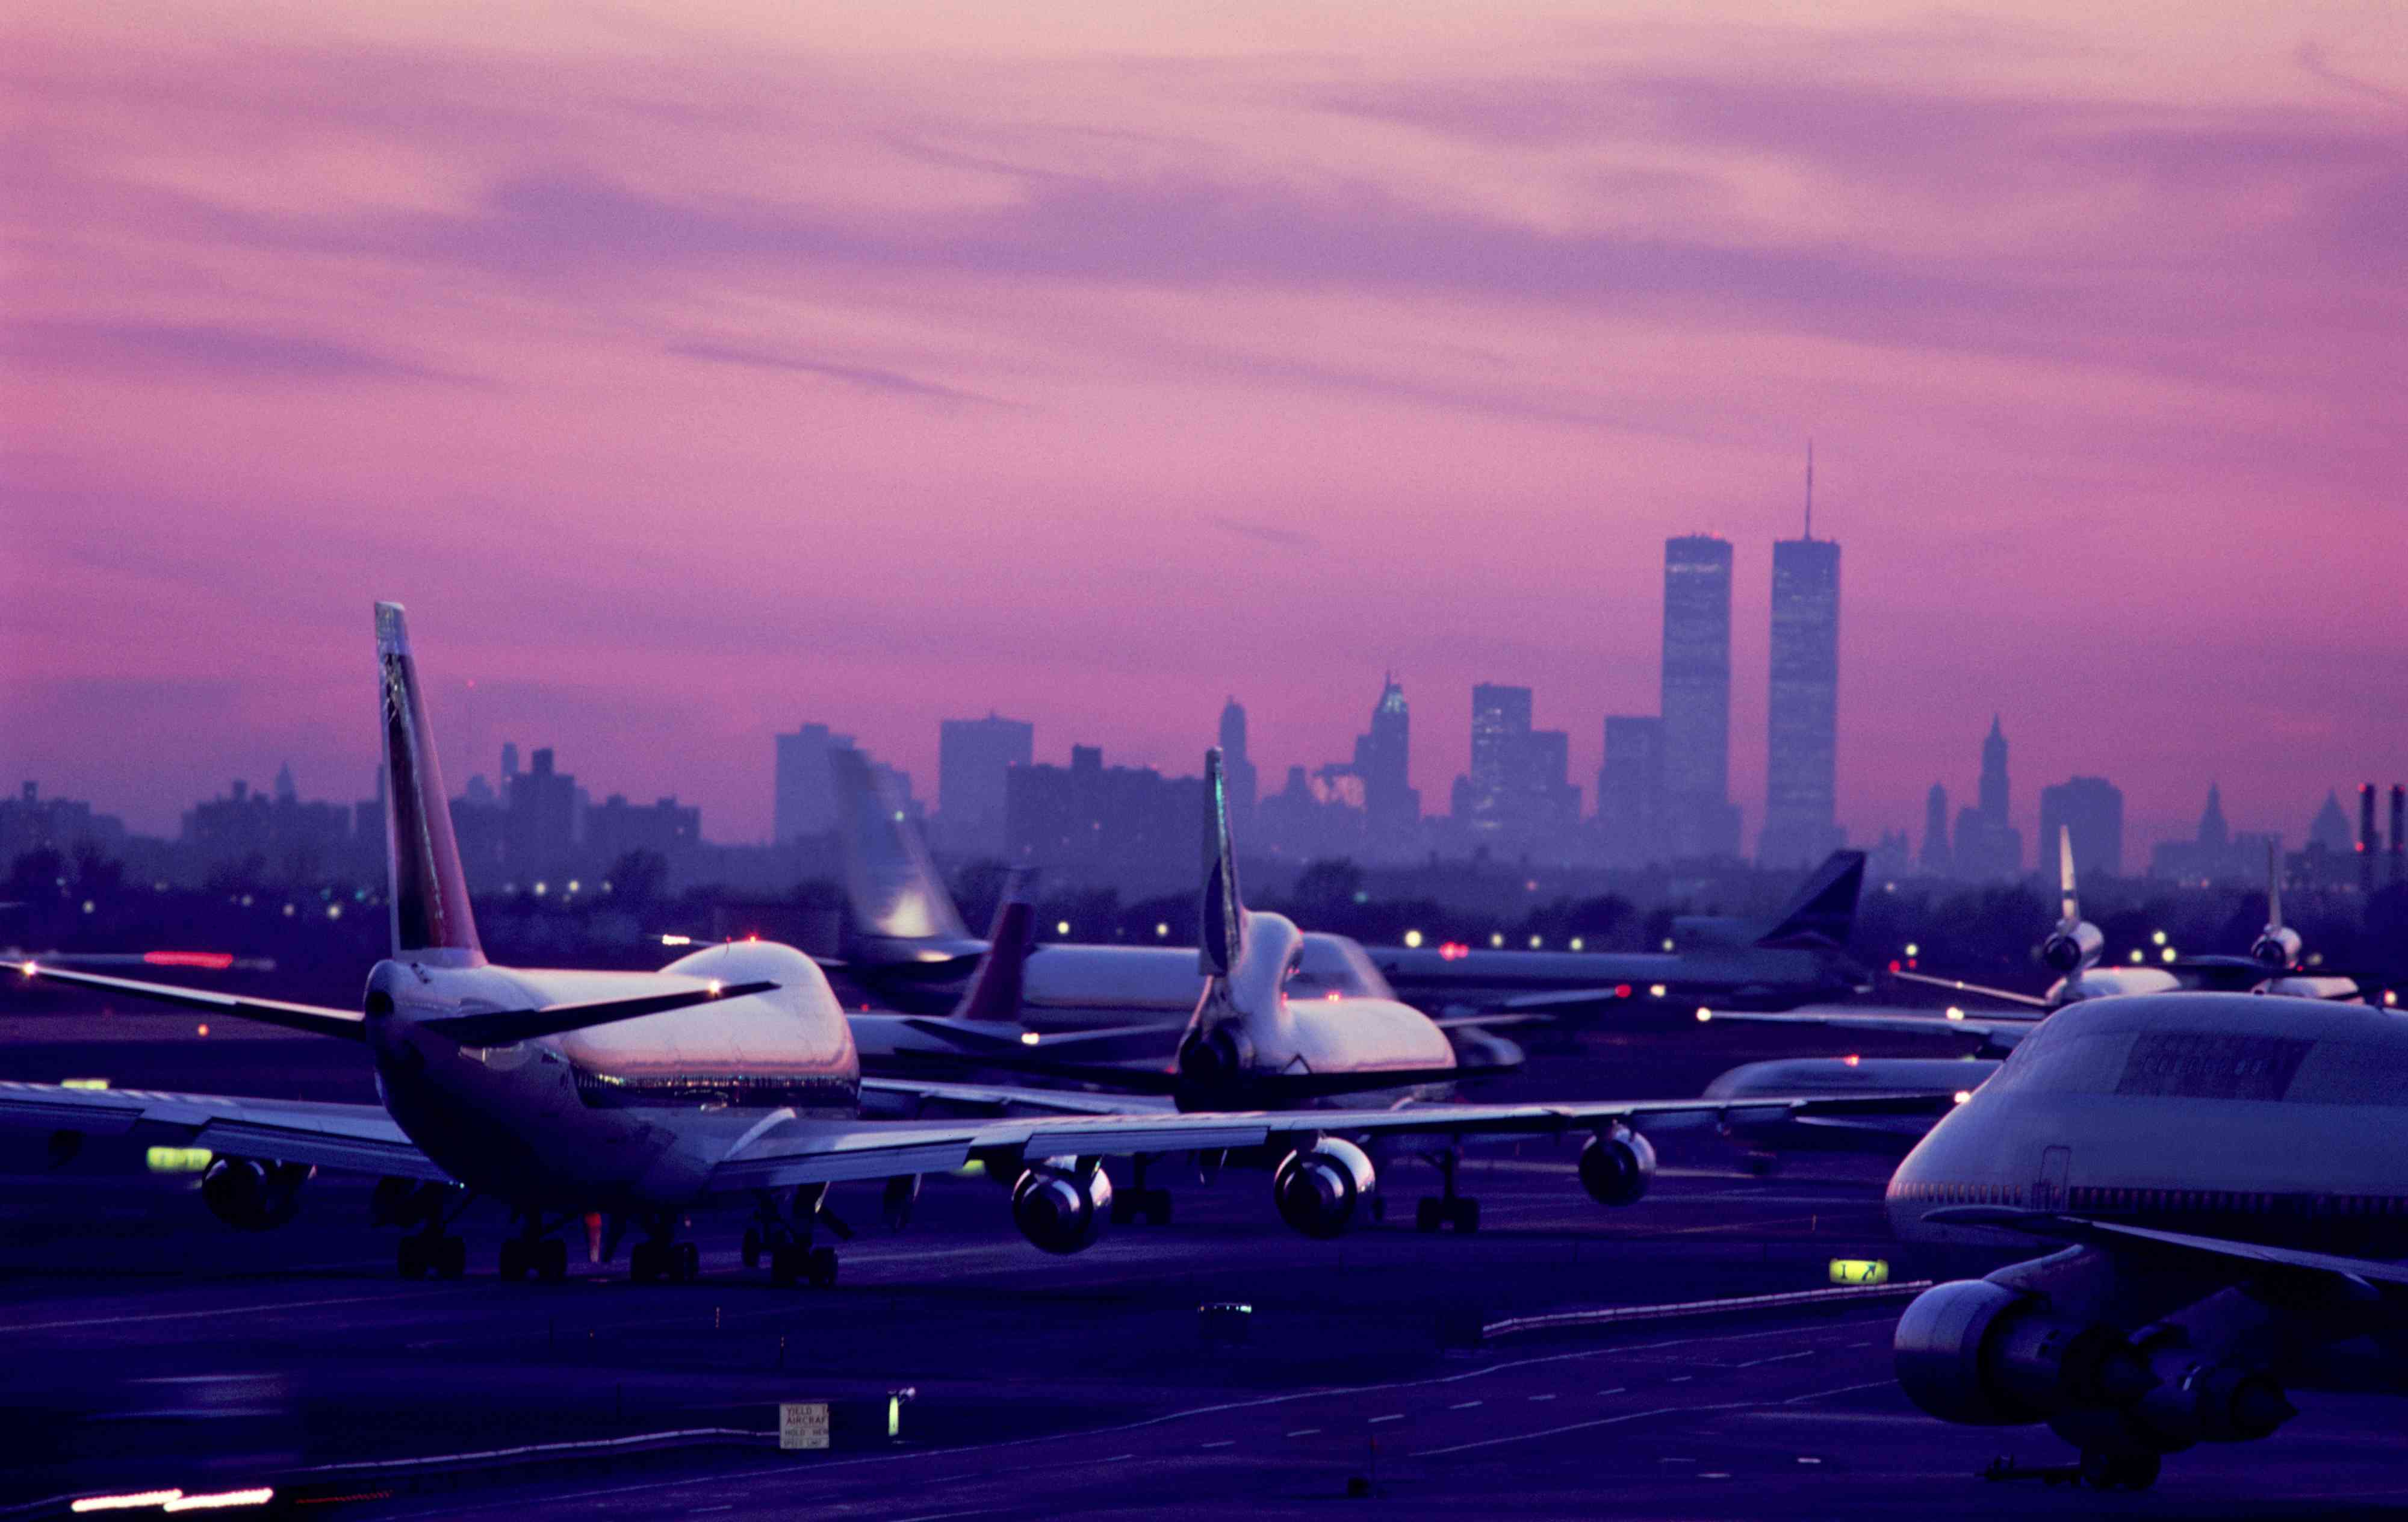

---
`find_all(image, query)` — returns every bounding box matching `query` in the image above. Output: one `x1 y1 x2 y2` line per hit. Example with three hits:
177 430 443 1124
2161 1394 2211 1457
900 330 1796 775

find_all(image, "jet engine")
2040 921 2103 975
1010 1157 1112 1255
1894 1279 2154 1426
1271 1137 1377 1238
2249 927 2301 973
1577 1124 1656 1207
1175 1023 1256 1108
200 1157 312 1231
2132 1335 2293 1446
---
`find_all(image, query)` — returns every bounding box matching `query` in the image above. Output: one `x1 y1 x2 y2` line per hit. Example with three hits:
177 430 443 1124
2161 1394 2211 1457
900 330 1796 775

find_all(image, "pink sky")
5 2 2404 852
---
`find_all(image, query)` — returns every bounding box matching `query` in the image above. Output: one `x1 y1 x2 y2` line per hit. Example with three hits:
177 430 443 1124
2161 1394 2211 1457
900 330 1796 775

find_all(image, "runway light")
2386 990 2399 1007
1904 943 1920 958
1569 937 1584 951
72 1490 184 1512
61 1077 108 1090
1489 933 1505 948
282 904 295 918
1528 935 1543 949
1945 1007 1965 1021
1649 983 1667 998
1019 1030 1041 1046
567 880 581 893
1326 990 1342 1000
1403 930 1423 949
196 1023 209 1037
1829 1258 1889 1287
661 934 693 946
1156 922 1170 939
1614 984 1631 999
1661 938 1675 952
81 899 95 914
1842 1054 1860 1067
1695 1008 1713 1022
326 903 342 920
161 1489 273 1512
1439 942 1469 960
2161 948 2178 963
1953 1090 1974 1104
2129 950 2145 964
534 881 548 896
1056 921 1071 937
2151 930 2167 946
144 952 236 970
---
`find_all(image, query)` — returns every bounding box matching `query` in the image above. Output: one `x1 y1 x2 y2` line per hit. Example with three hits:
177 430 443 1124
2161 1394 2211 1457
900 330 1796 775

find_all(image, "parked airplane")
1695 830 2368 1167
827 747 1398 1022
1364 850 1872 1019
1885 990 2408 1490
2 604 1915 1282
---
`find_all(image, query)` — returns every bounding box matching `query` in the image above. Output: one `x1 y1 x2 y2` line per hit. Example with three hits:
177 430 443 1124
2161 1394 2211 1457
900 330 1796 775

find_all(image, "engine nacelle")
200 1156 311 1231
1577 1124 1656 1207
1271 1137 1377 1238
1010 1157 1112 1255
2134 1340 2294 1445
1895 1279 2154 1426
2040 921 2103 975
2249 927 2301 972
1174 1022 1257 1110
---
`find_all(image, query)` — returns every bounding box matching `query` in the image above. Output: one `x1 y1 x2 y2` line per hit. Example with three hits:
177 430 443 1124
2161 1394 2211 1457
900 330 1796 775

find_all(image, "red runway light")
144 951 237 970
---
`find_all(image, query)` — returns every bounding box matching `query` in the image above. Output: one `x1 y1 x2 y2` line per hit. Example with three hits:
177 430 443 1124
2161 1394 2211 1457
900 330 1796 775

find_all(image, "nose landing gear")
757 1185 839 1288
499 1213 573 1282
628 1221 701 1284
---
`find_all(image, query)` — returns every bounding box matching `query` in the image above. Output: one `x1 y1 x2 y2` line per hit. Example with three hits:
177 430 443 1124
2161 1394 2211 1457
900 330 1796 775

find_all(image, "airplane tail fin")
833 745 971 947
1754 850 1864 949
1200 747 1245 978
375 602 483 965
951 869 1035 1023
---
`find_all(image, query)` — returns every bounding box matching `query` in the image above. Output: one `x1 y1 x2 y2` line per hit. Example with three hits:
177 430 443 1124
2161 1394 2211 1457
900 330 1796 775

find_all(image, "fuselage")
366 940 855 1214
1888 993 2408 1263
1368 942 1851 1012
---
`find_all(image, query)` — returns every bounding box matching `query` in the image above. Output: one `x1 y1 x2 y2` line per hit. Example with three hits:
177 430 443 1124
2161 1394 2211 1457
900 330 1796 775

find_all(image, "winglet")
1200 747 1244 977
376 602 483 966
1755 850 1864 949
951 869 1035 1023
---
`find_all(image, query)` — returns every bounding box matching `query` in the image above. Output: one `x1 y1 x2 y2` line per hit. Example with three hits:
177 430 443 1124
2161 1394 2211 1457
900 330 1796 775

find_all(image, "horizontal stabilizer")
15 961 365 1040
951 869 1036 1023
419 980 776 1045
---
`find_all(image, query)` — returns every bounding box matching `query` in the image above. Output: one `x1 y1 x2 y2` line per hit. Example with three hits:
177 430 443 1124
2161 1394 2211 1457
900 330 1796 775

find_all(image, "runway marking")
0 1285 470 1332
689 1508 732 1515
1370 1414 1404 1424
1739 1350 1815 1367
1102 1454 1133 1462
1286 1428 1321 1438
1597 1388 1626 1396
1798 1456 1823 1464
1528 1394 1556 1402
1668 1374 1693 1383
1412 1380 1889 1458
1200 1440 1234 1449
1449 1400 1482 1410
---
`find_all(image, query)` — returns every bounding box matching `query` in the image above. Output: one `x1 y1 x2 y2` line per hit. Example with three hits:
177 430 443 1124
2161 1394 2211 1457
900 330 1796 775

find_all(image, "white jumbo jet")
1 604 1914 1285
1887 990 2408 1490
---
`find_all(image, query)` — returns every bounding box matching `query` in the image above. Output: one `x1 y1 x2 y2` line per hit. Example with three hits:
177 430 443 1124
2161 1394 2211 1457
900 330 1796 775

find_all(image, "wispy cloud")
1208 515 1319 548
1 319 447 382
664 341 1004 406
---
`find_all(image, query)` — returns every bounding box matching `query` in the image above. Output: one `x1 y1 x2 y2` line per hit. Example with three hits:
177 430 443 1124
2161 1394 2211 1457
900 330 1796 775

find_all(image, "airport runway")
2 1021 2403 1517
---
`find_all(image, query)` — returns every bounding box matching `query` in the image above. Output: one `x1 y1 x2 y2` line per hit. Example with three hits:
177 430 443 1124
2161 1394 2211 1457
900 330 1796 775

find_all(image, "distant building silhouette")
1 781 128 863
1218 699 1258 842
937 713 1032 856
1951 717 2022 880
2307 790 2353 854
505 747 577 878
1661 535 1739 859
1005 745 1199 892
773 722 854 843
586 794 701 864
1598 715 1663 868
184 777 354 885
1920 783 1951 875
1353 676 1417 853
1465 683 1531 834
2150 783 2279 885
2038 776 2124 880
1760 518 1842 869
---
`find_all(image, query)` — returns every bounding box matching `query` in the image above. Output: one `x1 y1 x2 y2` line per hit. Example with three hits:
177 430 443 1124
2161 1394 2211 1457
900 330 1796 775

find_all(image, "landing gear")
628 1219 700 1284
2078 1450 2161 1491
757 1185 840 1288
1111 1156 1175 1226
1741 1152 1783 1178
1416 1152 1480 1234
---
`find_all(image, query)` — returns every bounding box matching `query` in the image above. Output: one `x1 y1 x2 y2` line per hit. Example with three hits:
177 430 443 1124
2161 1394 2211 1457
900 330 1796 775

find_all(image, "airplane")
1362 850 1873 1019
1884 989 2408 1491
1 603 1926 1282
1694 830 2369 1167
825 746 1401 1023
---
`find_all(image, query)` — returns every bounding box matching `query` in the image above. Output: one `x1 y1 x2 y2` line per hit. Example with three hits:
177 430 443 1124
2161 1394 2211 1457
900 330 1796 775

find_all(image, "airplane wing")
1696 1006 2041 1044
857 1076 1171 1119
11 961 366 1040
706 1092 1958 1193
1890 969 2053 1010
0 1079 448 1180
1925 1207 2408 1293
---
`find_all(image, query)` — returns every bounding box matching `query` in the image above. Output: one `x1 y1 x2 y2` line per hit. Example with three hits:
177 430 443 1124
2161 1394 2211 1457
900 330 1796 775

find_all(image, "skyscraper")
1952 716 2022 880
1218 698 1258 841
1661 535 1739 859
773 722 854 843
1920 783 1951 875
937 713 1033 855
1598 715 1663 868
1353 675 1417 851
2039 776 2124 880
1760 500 1842 868
1466 683 1533 833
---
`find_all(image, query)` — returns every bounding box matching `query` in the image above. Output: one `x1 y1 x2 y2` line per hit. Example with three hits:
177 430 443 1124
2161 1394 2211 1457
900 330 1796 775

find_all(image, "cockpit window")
1288 936 1395 1000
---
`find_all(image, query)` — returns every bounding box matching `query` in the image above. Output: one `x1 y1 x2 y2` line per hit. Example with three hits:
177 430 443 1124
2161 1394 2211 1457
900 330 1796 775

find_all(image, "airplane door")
2034 1146 2071 1211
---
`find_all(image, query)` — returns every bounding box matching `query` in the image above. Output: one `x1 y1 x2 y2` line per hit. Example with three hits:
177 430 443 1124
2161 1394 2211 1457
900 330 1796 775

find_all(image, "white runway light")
161 1489 274 1513
71 1492 183 1514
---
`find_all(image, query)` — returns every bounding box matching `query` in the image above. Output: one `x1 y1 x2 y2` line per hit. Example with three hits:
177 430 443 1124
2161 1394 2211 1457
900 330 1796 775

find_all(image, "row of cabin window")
1899 1181 2408 1218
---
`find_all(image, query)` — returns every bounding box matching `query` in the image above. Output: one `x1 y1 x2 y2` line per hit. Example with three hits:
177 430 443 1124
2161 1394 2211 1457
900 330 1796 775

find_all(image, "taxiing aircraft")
1885 990 2408 1490
2 604 1919 1282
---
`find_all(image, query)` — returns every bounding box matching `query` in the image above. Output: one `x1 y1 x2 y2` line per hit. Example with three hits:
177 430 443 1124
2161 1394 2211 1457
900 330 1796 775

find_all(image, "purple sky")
6 4 2405 851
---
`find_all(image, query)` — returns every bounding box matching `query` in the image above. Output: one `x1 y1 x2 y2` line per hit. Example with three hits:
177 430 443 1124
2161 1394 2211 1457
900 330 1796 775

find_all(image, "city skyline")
8 5 2405 854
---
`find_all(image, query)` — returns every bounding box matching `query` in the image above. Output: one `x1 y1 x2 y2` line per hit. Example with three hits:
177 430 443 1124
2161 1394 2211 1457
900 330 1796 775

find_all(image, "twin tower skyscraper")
1601 476 1842 869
